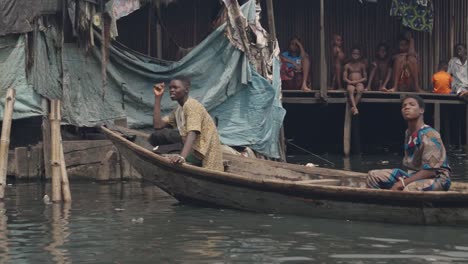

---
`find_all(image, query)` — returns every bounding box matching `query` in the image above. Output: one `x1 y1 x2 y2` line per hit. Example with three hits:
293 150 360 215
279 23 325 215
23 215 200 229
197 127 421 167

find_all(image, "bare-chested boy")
331 34 345 90
343 47 367 115
383 32 422 92
367 43 392 91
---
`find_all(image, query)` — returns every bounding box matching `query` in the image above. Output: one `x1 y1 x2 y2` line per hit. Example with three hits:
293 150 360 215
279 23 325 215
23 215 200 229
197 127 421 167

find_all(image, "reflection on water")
0 152 466 263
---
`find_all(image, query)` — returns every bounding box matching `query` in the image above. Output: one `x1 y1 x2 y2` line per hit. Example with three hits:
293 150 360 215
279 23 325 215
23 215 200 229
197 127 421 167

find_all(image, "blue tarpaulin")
0 0 285 158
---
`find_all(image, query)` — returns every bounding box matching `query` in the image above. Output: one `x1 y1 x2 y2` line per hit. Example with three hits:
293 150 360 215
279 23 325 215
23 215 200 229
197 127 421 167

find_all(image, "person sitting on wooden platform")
150 76 224 171
343 46 367 115
280 37 312 92
432 61 452 94
382 32 423 93
367 42 392 91
367 95 451 191
448 43 468 101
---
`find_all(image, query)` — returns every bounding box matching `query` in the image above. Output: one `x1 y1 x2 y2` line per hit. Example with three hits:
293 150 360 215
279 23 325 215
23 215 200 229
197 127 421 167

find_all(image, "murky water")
1 153 467 263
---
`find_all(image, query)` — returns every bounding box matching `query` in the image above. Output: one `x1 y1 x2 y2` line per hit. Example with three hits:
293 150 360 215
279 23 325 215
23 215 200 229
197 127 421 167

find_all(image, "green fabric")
186 153 202 166
390 0 433 32
0 35 43 119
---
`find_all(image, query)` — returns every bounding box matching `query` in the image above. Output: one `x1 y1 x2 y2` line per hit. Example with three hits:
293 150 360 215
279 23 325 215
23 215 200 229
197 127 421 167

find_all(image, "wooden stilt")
50 100 62 202
41 99 51 179
59 135 71 202
434 102 440 132
0 88 16 199
343 102 352 157
443 110 451 146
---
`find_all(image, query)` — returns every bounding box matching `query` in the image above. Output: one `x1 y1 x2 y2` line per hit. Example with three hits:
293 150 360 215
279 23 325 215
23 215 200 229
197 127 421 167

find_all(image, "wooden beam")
0 88 16 199
282 97 466 105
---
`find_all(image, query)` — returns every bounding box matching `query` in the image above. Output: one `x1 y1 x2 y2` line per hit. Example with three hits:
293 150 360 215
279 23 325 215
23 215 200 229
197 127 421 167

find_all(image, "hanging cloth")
390 0 433 32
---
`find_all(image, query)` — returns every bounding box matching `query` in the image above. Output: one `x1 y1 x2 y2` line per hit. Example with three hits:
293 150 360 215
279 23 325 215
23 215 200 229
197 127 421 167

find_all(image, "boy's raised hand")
153 82 165 97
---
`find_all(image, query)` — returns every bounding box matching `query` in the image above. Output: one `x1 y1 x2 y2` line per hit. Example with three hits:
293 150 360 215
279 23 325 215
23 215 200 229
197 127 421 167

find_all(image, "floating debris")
131 217 144 224
42 195 51 205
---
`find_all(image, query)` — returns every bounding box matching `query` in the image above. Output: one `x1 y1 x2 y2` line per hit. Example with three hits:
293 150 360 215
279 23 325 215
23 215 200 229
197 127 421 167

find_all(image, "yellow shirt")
163 98 224 171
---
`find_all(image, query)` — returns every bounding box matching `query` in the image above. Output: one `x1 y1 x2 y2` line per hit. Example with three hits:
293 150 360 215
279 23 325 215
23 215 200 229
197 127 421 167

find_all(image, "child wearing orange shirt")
432 61 452 94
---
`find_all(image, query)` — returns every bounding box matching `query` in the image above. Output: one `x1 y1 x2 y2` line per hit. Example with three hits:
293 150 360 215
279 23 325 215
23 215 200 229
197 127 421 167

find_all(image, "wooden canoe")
101 125 468 226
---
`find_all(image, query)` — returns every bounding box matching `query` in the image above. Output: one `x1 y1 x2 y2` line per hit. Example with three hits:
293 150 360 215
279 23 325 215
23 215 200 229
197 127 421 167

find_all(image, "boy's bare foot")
386 87 397 92
351 107 359 115
301 85 312 92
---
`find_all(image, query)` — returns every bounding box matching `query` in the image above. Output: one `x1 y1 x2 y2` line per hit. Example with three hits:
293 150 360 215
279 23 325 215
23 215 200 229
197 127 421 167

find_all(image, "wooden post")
147 4 152 56
0 88 16 199
434 102 440 132
49 100 62 202
343 101 352 157
59 135 71 202
433 5 439 73
449 2 455 58
155 0 163 59
265 0 286 161
319 0 328 100
41 99 51 179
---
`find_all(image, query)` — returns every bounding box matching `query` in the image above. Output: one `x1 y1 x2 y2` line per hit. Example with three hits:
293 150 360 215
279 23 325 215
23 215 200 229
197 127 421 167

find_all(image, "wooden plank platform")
282 90 466 105
281 90 468 156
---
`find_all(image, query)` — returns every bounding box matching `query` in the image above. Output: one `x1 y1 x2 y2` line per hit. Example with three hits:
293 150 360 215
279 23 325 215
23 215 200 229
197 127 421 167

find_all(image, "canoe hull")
112 137 468 226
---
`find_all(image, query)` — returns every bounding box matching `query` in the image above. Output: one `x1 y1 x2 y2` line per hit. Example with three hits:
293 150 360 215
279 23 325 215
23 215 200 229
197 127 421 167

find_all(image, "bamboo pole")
49 100 62 202
319 0 328 100
41 99 52 179
0 88 16 199
60 135 71 202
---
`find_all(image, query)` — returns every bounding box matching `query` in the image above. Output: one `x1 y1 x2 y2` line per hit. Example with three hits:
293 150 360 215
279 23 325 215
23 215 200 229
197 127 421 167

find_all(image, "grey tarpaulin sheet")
0 0 60 36
0 35 43 119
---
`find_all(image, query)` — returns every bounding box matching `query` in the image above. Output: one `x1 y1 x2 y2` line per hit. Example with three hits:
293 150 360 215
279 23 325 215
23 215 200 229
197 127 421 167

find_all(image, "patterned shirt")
163 98 224 171
403 125 451 180
447 57 468 94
